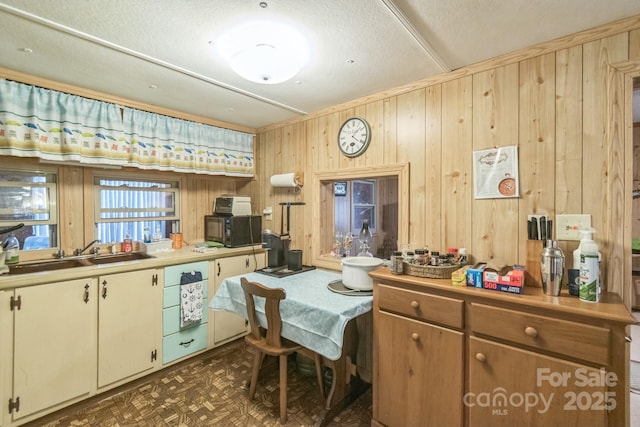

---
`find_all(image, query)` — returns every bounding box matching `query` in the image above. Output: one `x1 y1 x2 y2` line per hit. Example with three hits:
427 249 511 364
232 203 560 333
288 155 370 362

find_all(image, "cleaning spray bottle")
575 227 601 302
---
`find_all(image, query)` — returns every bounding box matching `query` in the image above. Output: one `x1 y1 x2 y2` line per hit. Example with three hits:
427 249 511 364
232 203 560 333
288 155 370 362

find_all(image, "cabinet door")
209 254 265 347
468 337 608 427
377 311 464 427
98 269 162 388
13 279 97 420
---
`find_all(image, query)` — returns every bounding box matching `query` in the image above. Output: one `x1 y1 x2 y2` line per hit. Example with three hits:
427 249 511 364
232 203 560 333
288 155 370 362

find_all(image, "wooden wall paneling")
383 97 398 164
182 176 199 245
555 45 584 266
441 78 472 252
631 29 640 59
364 100 385 166
60 166 85 257
472 64 520 268
518 53 556 270
422 85 442 250
606 55 630 300
282 122 306 252
396 88 426 247
582 33 629 292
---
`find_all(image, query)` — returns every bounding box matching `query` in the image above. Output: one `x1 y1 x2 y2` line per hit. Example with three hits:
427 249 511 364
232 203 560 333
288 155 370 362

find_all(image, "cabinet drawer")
162 303 208 336
163 280 208 308
162 323 207 364
469 303 610 365
164 261 209 286
377 284 464 329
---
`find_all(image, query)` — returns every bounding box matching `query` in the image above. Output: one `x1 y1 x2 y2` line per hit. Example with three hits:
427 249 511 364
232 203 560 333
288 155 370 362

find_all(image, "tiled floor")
27 339 372 426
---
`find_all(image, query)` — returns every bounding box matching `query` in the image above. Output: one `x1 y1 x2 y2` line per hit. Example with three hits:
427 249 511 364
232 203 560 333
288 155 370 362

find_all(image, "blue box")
466 263 487 288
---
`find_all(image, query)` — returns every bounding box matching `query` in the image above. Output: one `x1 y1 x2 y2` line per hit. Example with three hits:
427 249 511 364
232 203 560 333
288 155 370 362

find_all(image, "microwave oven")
204 215 262 248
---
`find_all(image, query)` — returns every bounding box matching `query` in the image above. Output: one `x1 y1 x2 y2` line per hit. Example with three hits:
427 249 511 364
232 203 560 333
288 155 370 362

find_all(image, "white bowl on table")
341 256 384 291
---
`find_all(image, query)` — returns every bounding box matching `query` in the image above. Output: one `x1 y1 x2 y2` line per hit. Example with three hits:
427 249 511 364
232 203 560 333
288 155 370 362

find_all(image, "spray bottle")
575 227 601 302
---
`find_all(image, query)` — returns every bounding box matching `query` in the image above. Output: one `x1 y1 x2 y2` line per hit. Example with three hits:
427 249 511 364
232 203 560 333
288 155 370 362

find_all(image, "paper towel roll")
270 172 302 187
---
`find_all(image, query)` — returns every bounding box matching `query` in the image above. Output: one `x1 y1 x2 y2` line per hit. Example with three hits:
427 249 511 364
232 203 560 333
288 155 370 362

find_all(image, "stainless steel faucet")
74 239 101 256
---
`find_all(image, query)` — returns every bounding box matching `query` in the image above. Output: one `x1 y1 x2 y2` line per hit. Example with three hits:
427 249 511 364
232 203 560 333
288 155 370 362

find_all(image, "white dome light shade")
216 21 310 84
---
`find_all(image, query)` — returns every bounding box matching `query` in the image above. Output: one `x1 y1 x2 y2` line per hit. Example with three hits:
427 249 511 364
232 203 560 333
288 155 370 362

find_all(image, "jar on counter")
458 248 468 265
414 249 426 265
391 251 404 275
405 251 415 264
430 251 440 266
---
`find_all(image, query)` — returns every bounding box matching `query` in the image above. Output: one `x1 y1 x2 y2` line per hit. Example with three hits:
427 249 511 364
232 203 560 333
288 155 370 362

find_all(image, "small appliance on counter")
213 195 251 216
204 215 262 248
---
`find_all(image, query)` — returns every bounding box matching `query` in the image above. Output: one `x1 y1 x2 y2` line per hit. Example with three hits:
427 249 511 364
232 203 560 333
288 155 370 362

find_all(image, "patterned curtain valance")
0 79 127 165
0 80 254 176
123 108 254 176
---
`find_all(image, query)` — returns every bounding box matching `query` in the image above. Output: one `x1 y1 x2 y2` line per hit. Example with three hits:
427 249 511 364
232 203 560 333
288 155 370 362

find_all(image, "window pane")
0 169 58 250
94 176 180 243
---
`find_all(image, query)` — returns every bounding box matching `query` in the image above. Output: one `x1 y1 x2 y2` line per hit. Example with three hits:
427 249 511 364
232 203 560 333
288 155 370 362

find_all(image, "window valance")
0 79 254 176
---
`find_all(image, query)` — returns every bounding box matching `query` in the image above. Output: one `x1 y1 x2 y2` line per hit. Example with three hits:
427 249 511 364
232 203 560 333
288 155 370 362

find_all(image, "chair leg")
279 354 288 424
314 352 325 401
248 350 262 400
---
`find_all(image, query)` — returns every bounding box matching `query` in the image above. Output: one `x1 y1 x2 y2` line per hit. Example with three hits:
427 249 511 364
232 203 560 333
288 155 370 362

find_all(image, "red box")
482 265 525 294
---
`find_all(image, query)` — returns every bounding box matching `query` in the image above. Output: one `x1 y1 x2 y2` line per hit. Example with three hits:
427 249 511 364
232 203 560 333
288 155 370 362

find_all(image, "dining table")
209 268 373 412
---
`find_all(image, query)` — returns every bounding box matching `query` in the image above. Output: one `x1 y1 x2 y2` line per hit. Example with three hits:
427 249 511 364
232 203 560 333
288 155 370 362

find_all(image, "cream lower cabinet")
7 278 98 423
208 253 265 347
98 269 162 388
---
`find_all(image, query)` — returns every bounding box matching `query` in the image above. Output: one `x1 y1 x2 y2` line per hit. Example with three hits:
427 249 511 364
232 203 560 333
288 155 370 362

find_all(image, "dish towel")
180 271 203 328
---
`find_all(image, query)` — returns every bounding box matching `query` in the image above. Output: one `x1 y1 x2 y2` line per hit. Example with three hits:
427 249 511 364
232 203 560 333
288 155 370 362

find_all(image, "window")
94 175 180 243
351 180 376 232
312 163 410 270
0 169 58 250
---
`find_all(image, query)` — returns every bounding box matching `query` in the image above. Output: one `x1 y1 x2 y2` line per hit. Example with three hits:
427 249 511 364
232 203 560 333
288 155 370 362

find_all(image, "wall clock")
338 117 371 157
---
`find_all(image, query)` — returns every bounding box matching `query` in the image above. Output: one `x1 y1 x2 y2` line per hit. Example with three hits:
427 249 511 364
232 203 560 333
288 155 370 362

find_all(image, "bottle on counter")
391 251 404 275
153 226 162 242
458 248 468 265
143 227 151 243
4 234 19 265
122 233 133 253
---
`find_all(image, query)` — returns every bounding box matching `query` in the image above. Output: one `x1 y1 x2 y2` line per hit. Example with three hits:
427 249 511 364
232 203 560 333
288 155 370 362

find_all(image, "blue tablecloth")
209 269 372 361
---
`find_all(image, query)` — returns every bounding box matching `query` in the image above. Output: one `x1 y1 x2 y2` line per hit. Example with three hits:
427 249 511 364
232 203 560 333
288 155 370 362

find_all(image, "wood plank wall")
3 15 640 306
252 15 640 303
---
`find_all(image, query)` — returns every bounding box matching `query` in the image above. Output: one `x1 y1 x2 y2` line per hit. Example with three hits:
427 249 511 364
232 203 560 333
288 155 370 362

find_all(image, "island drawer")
377 284 464 329
469 303 610 365
162 323 207 364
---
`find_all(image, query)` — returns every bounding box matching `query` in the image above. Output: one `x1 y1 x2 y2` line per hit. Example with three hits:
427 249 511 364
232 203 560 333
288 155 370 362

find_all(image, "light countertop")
0 245 265 290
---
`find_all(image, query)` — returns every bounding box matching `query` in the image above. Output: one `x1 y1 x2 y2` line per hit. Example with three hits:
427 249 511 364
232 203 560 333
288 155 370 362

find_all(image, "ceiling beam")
379 0 450 73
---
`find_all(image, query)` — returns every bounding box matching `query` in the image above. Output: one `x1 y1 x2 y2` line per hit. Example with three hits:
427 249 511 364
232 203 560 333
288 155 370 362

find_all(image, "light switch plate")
556 214 591 240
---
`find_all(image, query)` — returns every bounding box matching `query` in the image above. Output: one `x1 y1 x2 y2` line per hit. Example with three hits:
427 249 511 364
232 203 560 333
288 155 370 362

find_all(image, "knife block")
525 240 543 288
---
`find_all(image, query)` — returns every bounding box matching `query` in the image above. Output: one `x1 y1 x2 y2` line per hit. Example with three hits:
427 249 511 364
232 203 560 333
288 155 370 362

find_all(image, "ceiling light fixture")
216 21 310 85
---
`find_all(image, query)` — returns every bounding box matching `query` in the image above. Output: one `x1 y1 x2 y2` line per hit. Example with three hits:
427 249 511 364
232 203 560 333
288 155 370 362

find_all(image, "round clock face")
338 117 371 157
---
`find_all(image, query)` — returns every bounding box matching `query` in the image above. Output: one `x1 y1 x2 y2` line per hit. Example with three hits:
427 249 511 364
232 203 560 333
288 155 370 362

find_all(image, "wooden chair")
240 277 325 424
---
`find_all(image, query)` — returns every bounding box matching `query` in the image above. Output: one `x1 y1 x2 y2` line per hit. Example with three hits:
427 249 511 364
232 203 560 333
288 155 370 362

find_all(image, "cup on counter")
170 233 183 249
288 249 303 271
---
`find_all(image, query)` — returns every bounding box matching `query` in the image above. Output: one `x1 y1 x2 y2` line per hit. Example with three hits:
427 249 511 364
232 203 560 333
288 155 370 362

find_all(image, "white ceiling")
1 0 640 130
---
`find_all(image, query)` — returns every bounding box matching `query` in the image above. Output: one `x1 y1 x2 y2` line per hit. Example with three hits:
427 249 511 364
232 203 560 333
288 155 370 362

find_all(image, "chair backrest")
241 277 287 348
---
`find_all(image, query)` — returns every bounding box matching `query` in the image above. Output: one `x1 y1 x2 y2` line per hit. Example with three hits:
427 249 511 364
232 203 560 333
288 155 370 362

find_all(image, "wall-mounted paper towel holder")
270 172 303 188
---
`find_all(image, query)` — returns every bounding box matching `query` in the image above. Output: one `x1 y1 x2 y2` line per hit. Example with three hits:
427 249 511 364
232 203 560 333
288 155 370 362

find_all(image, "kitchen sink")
6 252 155 275
7 258 90 275
83 252 155 265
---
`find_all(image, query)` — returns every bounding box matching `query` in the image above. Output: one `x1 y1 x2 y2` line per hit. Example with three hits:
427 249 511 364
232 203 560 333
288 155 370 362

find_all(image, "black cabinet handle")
179 339 195 347
83 284 90 303
102 280 108 299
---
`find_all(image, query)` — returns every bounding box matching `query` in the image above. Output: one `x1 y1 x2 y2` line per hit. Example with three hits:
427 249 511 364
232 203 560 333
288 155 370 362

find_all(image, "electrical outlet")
556 214 591 240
